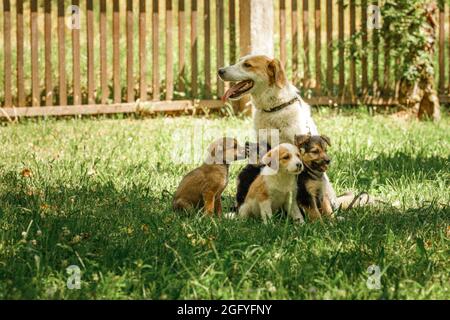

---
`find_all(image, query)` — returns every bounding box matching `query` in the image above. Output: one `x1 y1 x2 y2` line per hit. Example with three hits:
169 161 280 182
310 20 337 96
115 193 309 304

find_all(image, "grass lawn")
0 109 449 299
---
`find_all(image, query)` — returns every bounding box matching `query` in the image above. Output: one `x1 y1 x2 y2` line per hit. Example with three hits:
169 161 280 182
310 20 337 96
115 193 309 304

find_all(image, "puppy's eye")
311 149 320 154
243 62 252 68
282 154 290 160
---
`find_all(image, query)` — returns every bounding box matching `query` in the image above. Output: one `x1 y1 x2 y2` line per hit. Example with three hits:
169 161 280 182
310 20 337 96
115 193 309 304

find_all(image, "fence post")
237 0 274 113
239 0 274 56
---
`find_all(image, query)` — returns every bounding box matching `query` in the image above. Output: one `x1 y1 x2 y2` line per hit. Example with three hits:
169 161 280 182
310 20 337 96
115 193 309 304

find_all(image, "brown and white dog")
173 137 245 216
218 55 338 209
238 143 305 224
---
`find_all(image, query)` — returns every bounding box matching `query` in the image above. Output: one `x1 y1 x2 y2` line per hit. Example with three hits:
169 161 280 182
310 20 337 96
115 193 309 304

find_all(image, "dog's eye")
282 154 290 160
243 62 252 68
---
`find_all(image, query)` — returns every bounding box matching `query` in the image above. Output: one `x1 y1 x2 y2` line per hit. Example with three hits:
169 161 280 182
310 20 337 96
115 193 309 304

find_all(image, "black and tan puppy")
295 134 334 222
235 140 271 210
173 137 245 216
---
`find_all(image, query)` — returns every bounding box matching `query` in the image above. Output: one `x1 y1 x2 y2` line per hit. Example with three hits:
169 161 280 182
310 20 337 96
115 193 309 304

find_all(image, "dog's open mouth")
222 80 254 101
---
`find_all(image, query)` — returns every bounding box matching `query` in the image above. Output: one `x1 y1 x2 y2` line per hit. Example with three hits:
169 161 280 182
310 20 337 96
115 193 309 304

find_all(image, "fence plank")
372 0 379 96
3 0 12 107
113 0 121 103
16 0 25 107
178 0 186 92
44 0 52 106
229 0 237 64
152 0 160 101
166 0 174 100
438 4 445 93
191 0 198 97
349 0 356 97
204 0 211 97
126 0 134 102
72 0 81 106
139 0 147 101
303 0 310 89
280 0 287 67
338 0 344 96
31 0 39 106
100 0 108 104
292 0 299 85
87 0 95 104
216 0 225 98
57 0 67 106
326 0 333 94
383 23 391 94
314 0 321 94
361 0 368 96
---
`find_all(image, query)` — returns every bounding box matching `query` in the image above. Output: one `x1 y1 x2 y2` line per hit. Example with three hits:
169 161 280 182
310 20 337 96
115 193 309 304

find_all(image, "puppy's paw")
224 212 236 219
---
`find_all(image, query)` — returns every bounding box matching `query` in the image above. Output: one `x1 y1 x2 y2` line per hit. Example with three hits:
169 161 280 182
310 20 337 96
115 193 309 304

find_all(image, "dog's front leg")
286 201 305 224
202 191 216 216
259 200 273 224
214 196 223 217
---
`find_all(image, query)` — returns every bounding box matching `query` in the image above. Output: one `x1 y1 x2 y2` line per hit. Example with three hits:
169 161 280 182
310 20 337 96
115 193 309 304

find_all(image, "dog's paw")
224 212 236 219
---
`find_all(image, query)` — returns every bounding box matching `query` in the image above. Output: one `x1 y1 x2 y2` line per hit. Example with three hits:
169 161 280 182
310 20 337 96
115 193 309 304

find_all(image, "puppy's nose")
324 158 331 165
296 162 303 170
218 68 226 77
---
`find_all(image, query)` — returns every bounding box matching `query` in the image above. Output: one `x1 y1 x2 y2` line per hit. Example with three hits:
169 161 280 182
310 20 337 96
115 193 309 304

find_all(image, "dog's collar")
262 96 300 113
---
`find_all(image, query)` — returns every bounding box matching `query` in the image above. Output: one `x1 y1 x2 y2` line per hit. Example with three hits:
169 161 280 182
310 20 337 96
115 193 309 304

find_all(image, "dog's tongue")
221 81 247 102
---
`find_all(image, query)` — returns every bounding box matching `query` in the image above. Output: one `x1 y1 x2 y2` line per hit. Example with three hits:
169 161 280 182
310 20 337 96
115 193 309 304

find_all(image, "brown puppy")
295 134 333 222
173 137 245 216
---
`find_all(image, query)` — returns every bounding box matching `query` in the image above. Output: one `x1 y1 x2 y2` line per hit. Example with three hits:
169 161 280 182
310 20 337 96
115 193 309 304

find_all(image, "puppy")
295 134 333 222
235 140 271 211
238 143 305 224
173 137 245 216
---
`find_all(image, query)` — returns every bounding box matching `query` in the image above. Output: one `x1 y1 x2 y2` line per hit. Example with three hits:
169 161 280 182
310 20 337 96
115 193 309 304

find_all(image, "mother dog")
218 54 360 211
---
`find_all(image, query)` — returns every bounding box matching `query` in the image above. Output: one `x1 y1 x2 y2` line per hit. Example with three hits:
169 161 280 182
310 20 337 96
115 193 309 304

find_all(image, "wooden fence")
0 0 449 118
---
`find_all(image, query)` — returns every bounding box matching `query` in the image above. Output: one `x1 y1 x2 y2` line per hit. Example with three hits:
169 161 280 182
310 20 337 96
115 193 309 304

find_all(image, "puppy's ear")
321 135 331 147
268 59 287 89
261 150 273 166
294 134 311 147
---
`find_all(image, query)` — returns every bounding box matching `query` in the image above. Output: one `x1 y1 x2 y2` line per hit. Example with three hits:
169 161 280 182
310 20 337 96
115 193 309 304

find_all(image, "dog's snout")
324 158 331 165
296 162 303 170
218 68 226 77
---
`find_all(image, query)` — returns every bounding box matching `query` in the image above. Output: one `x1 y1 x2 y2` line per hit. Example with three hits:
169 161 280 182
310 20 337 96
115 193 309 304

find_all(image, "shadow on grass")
342 151 449 189
0 168 448 299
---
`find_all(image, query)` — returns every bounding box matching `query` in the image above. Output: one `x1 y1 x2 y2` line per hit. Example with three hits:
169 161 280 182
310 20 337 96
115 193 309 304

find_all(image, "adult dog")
218 54 368 211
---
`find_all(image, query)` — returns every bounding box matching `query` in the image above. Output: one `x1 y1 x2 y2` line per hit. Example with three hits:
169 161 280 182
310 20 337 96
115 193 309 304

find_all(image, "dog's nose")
324 158 331 165
296 162 303 170
218 68 226 77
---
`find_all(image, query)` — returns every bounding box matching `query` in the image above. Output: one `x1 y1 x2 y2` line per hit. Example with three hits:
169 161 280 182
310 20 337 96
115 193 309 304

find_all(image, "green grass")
0 109 449 299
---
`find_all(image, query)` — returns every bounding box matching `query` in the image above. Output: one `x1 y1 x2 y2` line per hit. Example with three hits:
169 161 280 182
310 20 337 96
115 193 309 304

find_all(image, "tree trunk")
398 1 441 121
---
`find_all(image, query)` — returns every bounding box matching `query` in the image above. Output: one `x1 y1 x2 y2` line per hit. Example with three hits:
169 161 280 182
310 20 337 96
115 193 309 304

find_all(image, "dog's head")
205 137 246 165
294 134 331 172
261 143 303 174
218 55 287 101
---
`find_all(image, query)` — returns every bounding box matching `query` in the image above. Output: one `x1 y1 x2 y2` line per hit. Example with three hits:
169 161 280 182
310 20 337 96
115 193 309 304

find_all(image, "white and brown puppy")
173 137 245 217
238 143 305 224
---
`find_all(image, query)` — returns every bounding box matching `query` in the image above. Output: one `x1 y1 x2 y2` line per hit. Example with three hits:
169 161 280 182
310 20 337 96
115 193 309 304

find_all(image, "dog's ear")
261 150 273 167
268 59 287 89
321 135 331 147
294 134 311 148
